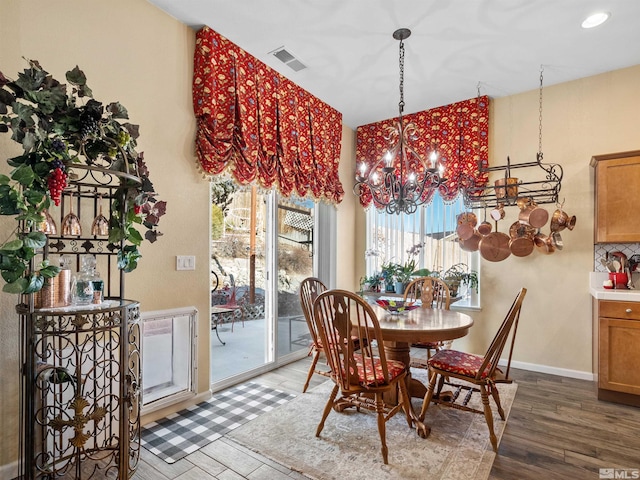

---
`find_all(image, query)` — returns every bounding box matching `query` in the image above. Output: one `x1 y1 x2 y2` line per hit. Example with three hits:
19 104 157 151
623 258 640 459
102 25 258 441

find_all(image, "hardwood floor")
135 356 640 480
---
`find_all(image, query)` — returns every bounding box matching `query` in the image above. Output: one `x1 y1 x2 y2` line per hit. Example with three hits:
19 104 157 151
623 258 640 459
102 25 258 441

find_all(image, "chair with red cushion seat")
299 277 329 392
312 289 414 464
418 287 527 452
404 277 451 365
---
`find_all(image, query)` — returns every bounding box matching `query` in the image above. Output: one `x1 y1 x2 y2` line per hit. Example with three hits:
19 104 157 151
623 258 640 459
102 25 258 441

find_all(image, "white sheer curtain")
365 193 479 298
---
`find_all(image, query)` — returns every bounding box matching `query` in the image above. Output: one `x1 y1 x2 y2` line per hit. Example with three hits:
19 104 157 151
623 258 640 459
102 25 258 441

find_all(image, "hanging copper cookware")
508 221 535 257
550 231 564 250
456 212 477 241
533 231 554 255
518 199 549 229
477 206 492 236
550 208 577 232
460 230 482 252
494 177 519 200
490 203 505 222
479 228 511 262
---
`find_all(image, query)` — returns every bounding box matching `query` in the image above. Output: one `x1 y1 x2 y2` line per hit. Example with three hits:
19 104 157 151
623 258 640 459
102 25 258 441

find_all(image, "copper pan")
456 222 475 241
490 203 505 221
508 222 535 257
457 212 477 227
551 231 564 250
477 206 492 235
534 232 554 254
456 212 478 241
460 230 481 252
479 230 511 262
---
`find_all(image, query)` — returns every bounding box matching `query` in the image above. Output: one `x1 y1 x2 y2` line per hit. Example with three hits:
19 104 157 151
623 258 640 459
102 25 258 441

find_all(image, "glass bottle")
73 255 100 305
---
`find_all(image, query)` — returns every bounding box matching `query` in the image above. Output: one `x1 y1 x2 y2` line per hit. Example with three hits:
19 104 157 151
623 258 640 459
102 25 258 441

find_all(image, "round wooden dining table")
367 304 475 437
369 304 474 395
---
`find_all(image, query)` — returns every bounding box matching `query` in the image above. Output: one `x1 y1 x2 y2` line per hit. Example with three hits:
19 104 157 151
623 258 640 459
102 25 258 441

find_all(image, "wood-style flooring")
134 355 640 480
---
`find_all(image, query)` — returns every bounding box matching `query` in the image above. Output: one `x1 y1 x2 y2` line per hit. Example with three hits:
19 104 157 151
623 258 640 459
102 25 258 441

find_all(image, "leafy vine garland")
0 59 165 294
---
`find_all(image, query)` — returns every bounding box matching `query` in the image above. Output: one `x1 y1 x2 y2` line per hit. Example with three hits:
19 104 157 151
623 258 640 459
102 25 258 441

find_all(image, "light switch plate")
176 255 196 271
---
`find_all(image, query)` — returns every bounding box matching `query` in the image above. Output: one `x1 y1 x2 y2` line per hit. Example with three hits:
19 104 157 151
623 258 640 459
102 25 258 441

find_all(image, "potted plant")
394 257 417 294
439 263 478 297
0 60 166 293
380 261 398 293
361 272 383 292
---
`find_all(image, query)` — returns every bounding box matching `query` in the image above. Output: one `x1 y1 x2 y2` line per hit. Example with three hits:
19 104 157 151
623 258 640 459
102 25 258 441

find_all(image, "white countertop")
589 272 640 301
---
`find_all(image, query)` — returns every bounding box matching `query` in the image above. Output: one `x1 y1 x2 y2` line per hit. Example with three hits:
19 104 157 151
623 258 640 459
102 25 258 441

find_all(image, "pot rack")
462 152 563 208
463 66 563 209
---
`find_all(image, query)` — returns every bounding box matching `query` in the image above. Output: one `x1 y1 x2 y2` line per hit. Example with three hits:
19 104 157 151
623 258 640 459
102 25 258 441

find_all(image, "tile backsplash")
594 243 640 271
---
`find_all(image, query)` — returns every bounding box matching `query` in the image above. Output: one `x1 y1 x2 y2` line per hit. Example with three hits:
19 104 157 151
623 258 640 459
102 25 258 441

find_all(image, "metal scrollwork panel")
26 301 140 479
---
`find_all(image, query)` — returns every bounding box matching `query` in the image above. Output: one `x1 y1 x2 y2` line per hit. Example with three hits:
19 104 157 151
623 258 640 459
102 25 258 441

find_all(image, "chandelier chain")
538 65 544 156
398 39 405 117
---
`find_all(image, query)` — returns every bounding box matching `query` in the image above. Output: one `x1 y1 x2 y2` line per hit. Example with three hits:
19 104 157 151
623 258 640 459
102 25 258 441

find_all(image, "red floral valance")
355 96 490 209
193 26 344 204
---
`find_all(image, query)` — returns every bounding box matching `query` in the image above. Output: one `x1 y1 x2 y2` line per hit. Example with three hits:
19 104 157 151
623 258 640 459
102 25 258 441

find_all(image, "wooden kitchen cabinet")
596 300 640 407
591 150 640 243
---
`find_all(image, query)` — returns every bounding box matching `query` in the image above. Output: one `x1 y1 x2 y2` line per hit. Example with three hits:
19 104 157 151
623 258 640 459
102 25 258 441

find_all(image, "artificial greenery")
438 263 479 295
408 263 479 296
0 59 165 293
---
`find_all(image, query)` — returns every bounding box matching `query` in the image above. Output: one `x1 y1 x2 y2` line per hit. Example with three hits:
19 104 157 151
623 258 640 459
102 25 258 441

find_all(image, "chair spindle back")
313 289 390 390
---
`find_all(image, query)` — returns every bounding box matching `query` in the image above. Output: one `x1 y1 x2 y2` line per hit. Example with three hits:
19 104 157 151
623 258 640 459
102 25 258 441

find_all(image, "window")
365 193 480 307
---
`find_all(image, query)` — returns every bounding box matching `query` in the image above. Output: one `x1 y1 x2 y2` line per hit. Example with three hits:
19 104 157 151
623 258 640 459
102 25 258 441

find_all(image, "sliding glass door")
275 197 315 358
210 184 317 388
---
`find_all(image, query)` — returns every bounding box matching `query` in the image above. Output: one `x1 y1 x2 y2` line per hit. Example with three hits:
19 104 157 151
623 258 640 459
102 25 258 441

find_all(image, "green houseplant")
361 271 384 292
439 263 478 297
0 60 165 293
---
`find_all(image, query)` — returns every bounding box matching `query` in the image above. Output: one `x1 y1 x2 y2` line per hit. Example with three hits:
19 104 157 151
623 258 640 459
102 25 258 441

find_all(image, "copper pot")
456 222 475 241
550 209 577 232
534 232 554 254
490 203 505 221
494 177 519 199
508 222 535 257
518 201 549 228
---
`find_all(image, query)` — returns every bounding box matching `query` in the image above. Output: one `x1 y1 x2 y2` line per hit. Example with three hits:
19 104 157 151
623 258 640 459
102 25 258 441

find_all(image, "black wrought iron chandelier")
354 28 447 215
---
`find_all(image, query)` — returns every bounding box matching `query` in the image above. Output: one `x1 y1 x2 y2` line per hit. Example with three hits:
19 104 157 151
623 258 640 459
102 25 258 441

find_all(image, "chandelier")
354 28 448 215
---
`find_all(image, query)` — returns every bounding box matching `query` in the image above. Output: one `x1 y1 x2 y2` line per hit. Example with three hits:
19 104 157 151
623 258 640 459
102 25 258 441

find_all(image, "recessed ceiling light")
581 12 610 29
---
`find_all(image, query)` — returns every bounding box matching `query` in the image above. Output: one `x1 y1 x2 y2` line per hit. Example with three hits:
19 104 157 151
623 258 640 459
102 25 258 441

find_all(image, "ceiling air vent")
269 46 307 72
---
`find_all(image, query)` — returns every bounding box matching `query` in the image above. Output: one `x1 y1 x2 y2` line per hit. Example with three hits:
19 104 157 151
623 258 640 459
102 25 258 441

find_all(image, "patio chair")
312 289 413 464
212 285 244 331
418 287 527 452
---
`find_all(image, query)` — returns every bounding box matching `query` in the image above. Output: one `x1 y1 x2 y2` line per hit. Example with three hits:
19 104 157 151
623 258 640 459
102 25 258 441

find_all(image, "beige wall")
354 64 640 376
335 125 358 290
0 0 206 469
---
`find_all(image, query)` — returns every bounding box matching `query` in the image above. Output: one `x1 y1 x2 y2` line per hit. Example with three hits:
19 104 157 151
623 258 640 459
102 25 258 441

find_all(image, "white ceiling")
147 0 640 129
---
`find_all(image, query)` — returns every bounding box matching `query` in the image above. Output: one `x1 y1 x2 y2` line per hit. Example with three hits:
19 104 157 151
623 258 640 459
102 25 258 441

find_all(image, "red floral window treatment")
355 96 490 209
193 26 344 204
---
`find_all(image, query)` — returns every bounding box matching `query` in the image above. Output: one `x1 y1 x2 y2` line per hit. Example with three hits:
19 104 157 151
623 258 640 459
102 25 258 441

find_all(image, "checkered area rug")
141 382 296 463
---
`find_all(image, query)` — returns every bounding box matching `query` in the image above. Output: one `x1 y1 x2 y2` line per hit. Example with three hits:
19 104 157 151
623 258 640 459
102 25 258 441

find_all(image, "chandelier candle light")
354 28 447 215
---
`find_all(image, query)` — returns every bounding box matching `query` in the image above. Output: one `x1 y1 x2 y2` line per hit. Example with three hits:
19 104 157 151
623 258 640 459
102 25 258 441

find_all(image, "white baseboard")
0 459 19 480
502 359 595 381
